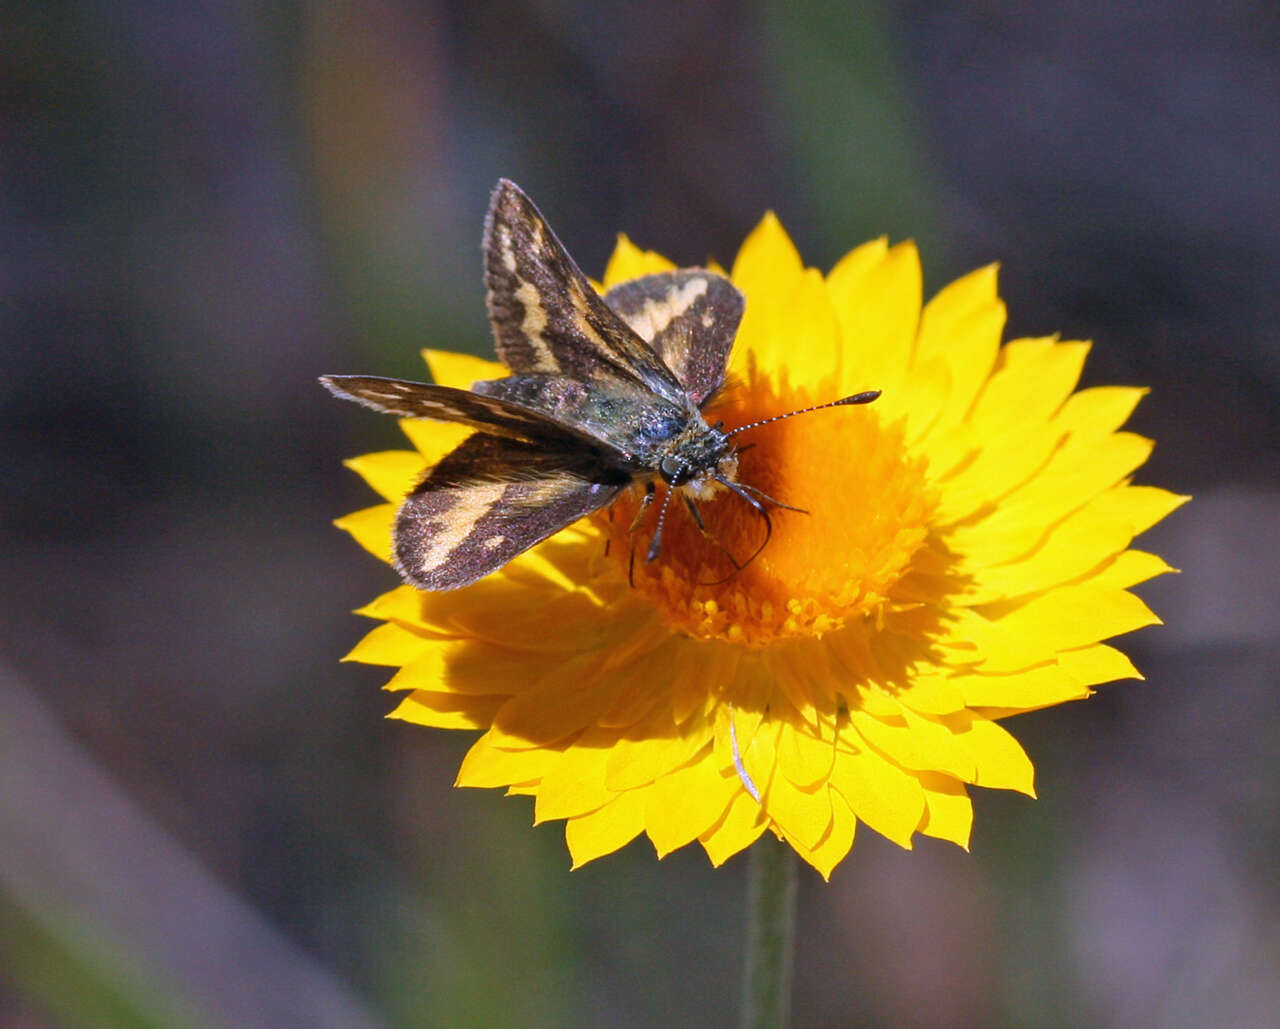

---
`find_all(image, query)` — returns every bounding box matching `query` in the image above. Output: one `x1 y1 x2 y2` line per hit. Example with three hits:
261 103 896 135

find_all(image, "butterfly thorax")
654 415 738 502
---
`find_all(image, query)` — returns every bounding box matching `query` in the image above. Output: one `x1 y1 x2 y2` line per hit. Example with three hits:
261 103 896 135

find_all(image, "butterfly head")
656 418 739 502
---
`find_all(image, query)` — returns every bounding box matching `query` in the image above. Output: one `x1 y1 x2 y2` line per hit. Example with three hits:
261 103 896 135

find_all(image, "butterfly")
321 179 879 590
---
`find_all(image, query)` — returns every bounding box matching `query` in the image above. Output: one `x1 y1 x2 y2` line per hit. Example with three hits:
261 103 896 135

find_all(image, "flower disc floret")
602 380 935 646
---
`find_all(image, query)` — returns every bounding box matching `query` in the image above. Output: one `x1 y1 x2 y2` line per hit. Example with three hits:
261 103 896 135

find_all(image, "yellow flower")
336 215 1185 878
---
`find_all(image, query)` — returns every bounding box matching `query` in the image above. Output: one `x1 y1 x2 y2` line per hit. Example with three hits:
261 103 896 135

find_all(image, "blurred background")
3 1 1277 1026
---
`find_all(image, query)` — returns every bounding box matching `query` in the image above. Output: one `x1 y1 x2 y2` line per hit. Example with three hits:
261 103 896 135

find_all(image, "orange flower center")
598 379 935 647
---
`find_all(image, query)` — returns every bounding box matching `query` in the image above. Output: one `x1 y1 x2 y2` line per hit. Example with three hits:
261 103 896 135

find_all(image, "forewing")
319 374 622 456
393 433 626 590
604 270 744 406
483 180 685 405
471 374 689 461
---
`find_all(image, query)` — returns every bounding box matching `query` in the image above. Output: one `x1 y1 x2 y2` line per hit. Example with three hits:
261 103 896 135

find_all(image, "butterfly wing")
483 180 688 406
393 433 626 590
603 270 745 406
469 373 690 465
319 374 627 459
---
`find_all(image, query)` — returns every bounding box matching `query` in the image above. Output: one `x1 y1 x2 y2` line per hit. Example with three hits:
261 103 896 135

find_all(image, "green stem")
739 835 798 1029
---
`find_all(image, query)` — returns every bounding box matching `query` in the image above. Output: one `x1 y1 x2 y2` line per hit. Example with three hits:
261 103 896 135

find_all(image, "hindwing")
393 434 626 590
604 270 744 406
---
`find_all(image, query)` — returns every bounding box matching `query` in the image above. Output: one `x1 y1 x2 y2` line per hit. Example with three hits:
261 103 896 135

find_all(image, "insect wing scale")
603 270 745 406
469 373 691 466
319 374 625 457
483 180 689 406
394 434 626 590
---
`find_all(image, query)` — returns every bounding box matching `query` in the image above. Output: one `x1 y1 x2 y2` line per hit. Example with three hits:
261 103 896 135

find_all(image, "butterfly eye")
659 454 687 485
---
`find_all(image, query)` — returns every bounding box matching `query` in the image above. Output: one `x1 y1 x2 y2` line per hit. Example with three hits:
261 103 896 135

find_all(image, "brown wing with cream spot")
393 433 626 590
603 270 745 407
319 374 627 458
483 180 687 406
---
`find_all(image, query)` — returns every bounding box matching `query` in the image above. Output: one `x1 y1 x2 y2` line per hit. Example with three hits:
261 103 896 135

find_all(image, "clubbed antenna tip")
726 389 881 438
836 390 881 405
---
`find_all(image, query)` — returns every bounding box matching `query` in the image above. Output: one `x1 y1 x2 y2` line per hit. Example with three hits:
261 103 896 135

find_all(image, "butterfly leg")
682 495 745 583
629 481 656 533
713 473 774 571
627 482 657 586
734 479 808 514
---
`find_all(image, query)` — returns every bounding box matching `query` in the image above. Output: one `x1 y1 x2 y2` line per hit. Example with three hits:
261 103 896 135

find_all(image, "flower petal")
384 638 559 696
671 642 738 726
602 234 676 286
534 732 613 822
344 450 425 502
944 713 1035 795
1055 385 1147 440
915 264 1003 430
828 742 925 848
566 789 648 867
1086 549 1176 590
831 241 922 402
775 718 836 789
955 433 1155 561
1056 643 1142 687
397 419 471 466
933 422 1067 525
422 349 505 389
916 773 973 849
896 674 967 715
334 504 394 562
389 690 504 729
433 581 633 653
957 505 1144 605
342 621 435 666
605 704 713 792
966 338 1090 432
765 772 833 851
982 583 1160 657
729 213 806 380
644 754 737 858
848 707 975 780
953 661 1090 711
456 733 565 789
488 653 617 747
732 213 802 306
699 790 769 867
1087 485 1190 536
800 791 857 881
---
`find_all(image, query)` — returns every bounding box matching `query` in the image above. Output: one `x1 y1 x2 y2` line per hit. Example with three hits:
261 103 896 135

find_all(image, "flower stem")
740 835 798 1029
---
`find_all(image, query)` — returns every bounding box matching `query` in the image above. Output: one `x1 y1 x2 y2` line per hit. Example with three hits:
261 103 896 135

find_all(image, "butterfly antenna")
726 390 880 438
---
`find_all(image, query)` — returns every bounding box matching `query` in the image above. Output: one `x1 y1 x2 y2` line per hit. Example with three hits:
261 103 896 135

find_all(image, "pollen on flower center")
600 382 935 647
